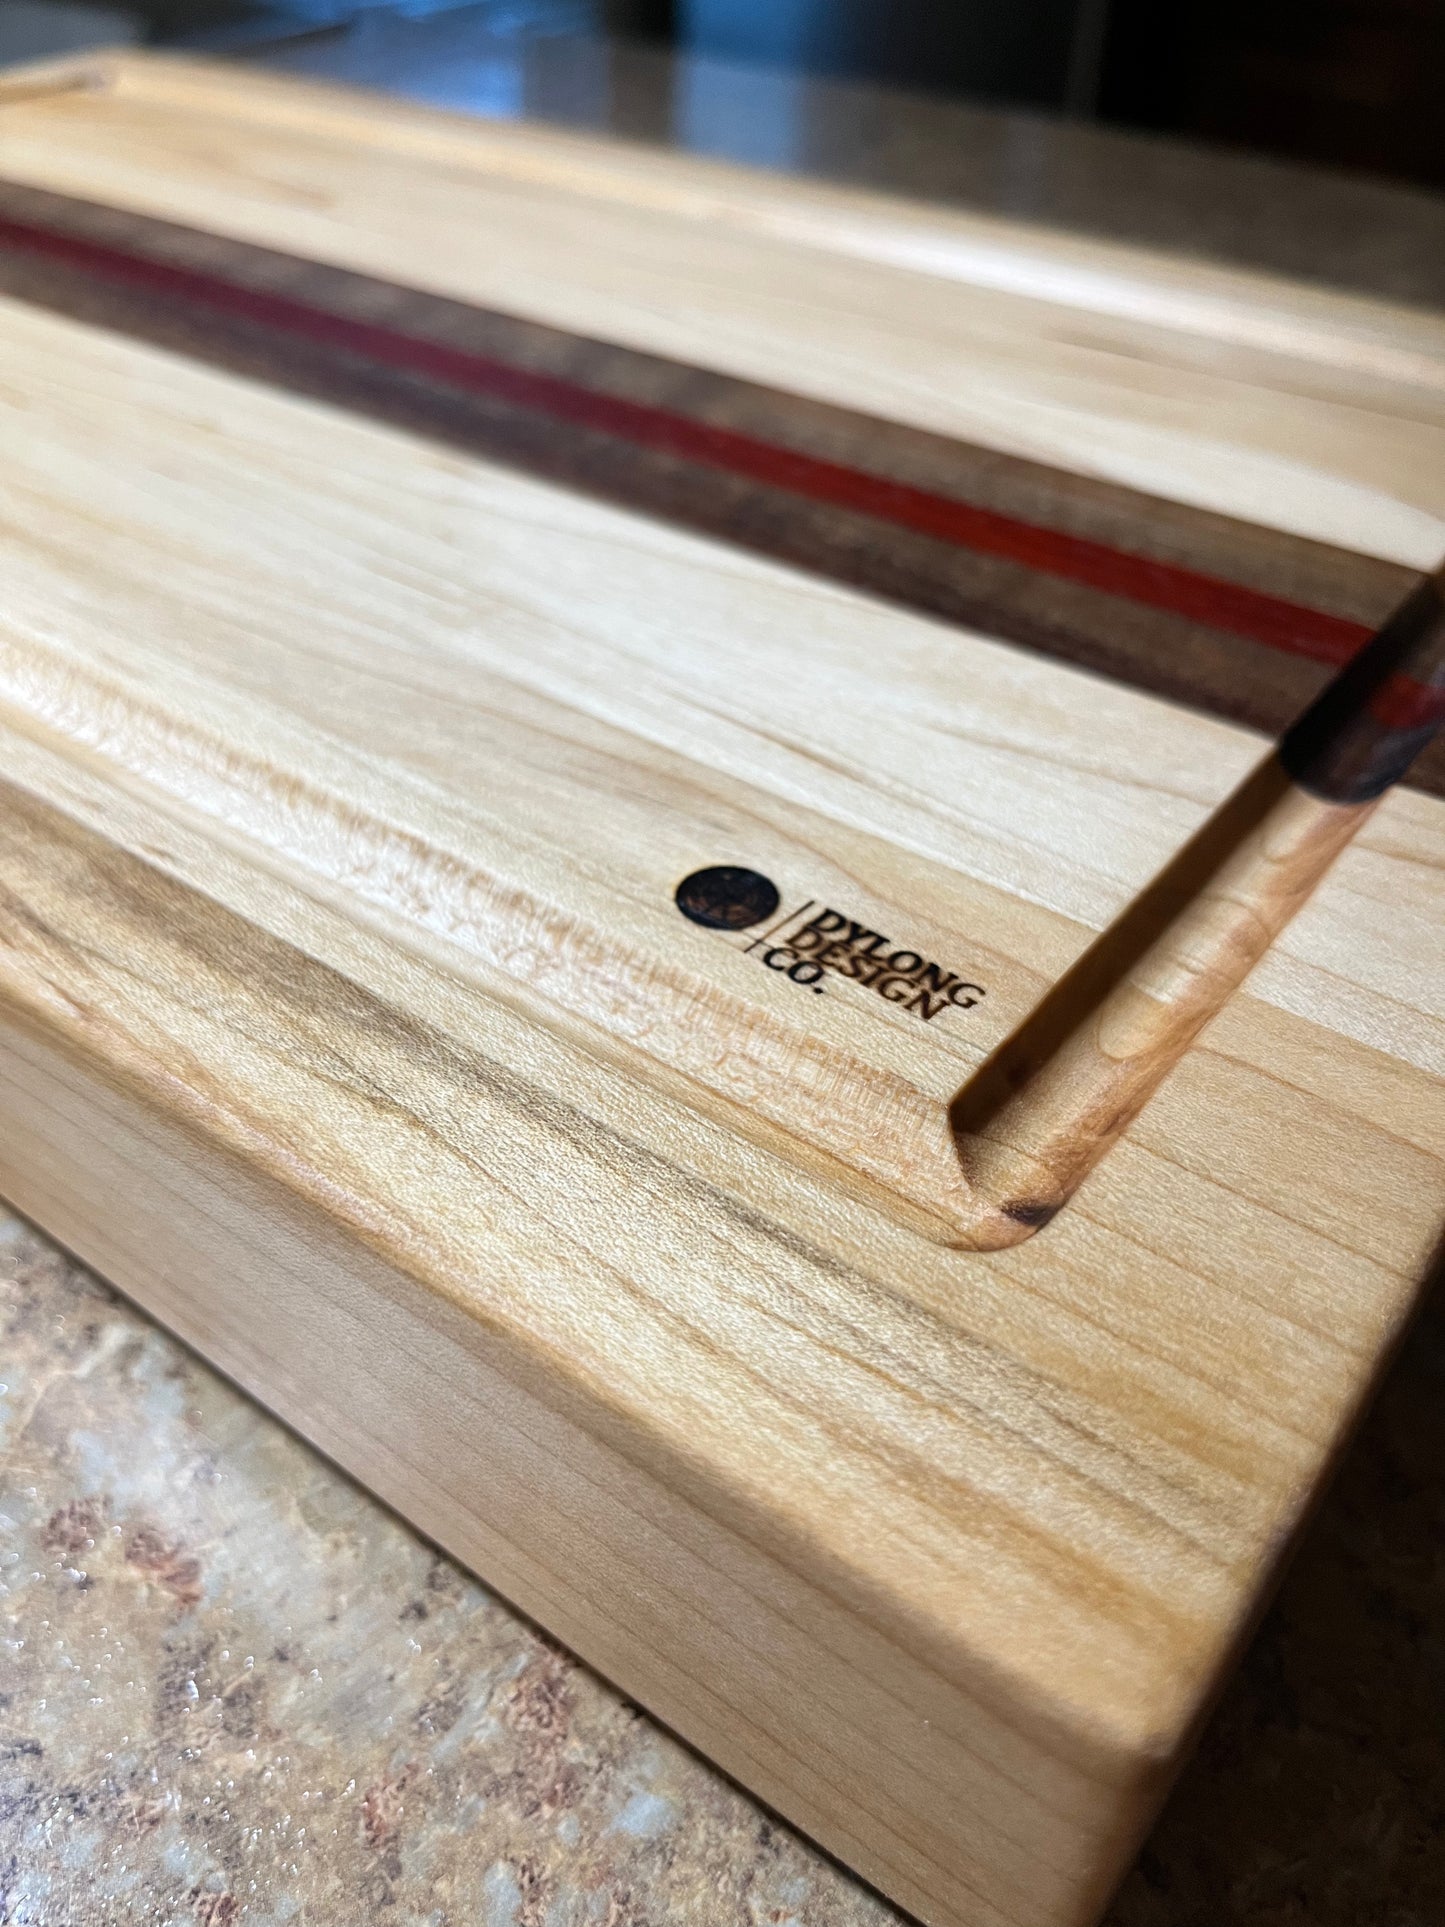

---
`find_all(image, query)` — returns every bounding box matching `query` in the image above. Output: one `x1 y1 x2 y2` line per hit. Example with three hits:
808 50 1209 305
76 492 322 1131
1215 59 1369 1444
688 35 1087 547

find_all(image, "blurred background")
3 0 1444 193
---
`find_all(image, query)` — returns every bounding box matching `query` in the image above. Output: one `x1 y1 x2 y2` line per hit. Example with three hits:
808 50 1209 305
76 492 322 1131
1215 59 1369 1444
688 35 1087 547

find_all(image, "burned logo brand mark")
674 865 780 931
673 868 985 1021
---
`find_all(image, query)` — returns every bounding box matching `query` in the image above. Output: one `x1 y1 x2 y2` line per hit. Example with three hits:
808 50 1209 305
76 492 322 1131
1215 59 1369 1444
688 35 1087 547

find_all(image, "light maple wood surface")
0 54 1443 1927
955 759 1383 1239
3 52 1445 567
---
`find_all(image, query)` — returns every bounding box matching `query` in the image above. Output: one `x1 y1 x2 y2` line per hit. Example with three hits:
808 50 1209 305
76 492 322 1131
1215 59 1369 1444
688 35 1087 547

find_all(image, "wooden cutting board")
0 50 1442 1927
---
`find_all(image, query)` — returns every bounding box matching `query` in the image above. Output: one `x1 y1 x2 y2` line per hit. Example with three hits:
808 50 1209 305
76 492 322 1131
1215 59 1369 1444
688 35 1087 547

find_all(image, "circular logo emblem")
674 865 780 932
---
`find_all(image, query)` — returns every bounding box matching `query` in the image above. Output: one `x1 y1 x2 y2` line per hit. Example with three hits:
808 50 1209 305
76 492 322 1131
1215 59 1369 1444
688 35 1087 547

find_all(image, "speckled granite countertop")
4 1209 1444 1925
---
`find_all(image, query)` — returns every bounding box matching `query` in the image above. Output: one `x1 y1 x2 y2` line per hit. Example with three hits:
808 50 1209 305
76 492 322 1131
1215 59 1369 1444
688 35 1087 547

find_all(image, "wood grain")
0 53 1442 1927
1 171 1437 793
1 740 1440 1927
3 53 1445 568
956 759 1376 1239
957 574 1445 1235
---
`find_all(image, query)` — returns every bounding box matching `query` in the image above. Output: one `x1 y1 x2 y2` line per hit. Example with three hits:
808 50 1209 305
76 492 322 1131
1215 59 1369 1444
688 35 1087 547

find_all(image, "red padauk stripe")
0 210 1376 668
1370 669 1445 732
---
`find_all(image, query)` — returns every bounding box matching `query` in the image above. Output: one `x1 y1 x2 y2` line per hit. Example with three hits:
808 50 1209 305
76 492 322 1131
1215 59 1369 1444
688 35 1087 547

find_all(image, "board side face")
0 987 1163 1927
2 717 1444 1927
1 52 1444 569
0 56 1443 1927
0 779 1442 1927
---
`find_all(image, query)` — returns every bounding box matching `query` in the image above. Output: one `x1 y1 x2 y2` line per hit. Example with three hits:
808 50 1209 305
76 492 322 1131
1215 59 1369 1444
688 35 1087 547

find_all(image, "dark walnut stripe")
1 176 1438 796
1282 575 1445 801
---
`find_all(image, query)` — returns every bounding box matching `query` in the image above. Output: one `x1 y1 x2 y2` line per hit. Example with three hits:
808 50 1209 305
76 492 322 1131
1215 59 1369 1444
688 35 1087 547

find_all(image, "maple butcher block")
0 49 1442 1927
